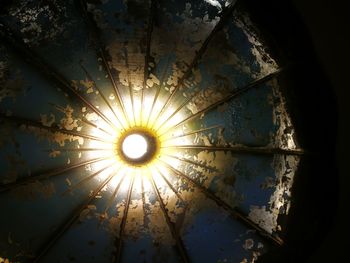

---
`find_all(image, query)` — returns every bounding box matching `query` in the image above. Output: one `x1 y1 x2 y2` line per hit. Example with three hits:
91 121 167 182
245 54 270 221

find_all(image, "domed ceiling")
0 0 307 262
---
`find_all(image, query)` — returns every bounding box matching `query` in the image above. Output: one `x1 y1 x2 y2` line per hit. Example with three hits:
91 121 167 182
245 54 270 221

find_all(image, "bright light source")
122 134 148 159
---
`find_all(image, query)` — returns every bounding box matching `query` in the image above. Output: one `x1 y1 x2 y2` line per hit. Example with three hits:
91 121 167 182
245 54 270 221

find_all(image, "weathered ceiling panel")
0 0 306 262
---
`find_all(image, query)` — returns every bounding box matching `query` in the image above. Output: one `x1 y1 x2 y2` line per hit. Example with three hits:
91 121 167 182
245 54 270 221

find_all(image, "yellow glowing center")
122 134 148 159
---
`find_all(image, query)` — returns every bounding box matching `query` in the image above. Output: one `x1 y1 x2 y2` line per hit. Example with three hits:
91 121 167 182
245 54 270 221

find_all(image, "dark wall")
290 0 350 262
245 0 343 261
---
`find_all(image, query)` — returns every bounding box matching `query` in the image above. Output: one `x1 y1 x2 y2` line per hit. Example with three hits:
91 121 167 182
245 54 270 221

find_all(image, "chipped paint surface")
0 0 302 262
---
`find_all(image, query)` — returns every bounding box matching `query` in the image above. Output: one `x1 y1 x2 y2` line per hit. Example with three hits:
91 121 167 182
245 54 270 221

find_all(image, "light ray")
161 125 222 142
124 49 137 127
148 168 190 262
0 113 113 144
161 145 305 156
114 173 135 263
162 154 217 172
0 157 110 193
160 69 284 137
103 166 127 214
145 56 172 127
74 0 131 129
62 162 117 195
154 165 185 202
79 61 127 130
141 0 157 127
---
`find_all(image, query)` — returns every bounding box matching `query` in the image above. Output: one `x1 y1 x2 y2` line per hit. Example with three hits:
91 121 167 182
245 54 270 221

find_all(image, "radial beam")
160 69 284 137
79 61 126 130
48 102 114 137
104 170 127 214
155 166 185 202
179 1 238 83
114 175 135 263
141 0 157 126
75 0 131 128
0 157 108 193
159 159 284 247
99 49 131 129
146 55 172 127
0 113 111 143
161 125 222 141
161 145 305 156
163 154 218 172
0 22 118 131
81 117 114 137
150 1 239 129
62 163 115 195
43 148 111 153
32 171 115 263
148 172 190 263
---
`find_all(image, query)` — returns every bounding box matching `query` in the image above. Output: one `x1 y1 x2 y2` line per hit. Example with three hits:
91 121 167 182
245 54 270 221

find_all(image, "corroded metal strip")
62 163 115 195
32 171 116 263
0 21 119 131
149 172 190 263
124 49 137 126
159 159 285 247
43 148 110 152
81 117 114 137
155 166 185 202
180 1 239 83
161 145 305 156
141 0 157 126
104 169 126 214
79 62 126 130
114 175 135 263
0 113 110 143
0 157 109 193
146 55 172 127
74 0 131 128
160 68 284 136
99 49 131 129
161 125 223 141
163 154 218 172
151 1 239 129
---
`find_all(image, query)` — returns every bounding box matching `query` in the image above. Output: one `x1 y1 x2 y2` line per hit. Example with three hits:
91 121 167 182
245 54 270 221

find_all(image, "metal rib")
32 171 115 262
150 1 238 129
104 171 127 214
75 0 131 128
43 148 111 153
0 22 118 131
0 157 109 193
141 0 157 126
146 55 172 127
159 159 284 247
154 166 185 202
163 154 218 172
81 117 114 137
0 113 111 143
160 69 284 137
124 49 137 126
149 172 190 262
79 61 126 130
161 125 222 141
48 102 114 137
62 163 115 195
114 174 135 263
161 145 305 156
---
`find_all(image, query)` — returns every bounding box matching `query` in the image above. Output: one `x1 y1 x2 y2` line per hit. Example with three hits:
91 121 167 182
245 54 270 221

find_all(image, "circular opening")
116 128 160 166
122 133 148 159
